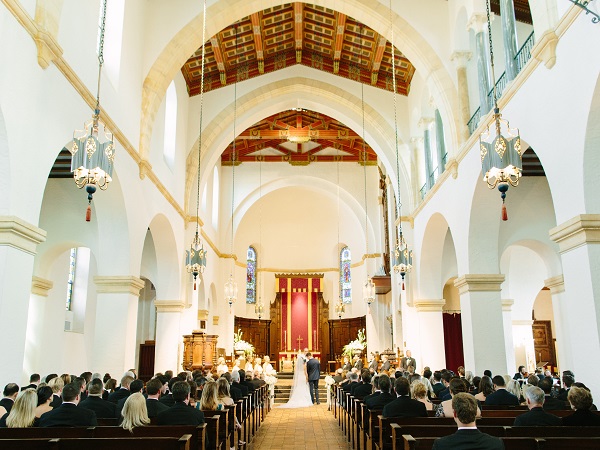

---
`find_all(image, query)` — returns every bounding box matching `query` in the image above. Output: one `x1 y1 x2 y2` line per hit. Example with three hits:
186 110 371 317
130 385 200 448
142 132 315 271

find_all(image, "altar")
278 351 321 372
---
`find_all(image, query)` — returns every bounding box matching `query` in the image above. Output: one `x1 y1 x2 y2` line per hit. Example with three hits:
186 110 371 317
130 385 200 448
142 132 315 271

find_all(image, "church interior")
1 0 599 401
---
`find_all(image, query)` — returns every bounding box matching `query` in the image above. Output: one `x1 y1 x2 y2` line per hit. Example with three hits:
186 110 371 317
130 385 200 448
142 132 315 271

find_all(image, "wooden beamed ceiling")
181 3 415 96
490 0 533 25
220 109 377 165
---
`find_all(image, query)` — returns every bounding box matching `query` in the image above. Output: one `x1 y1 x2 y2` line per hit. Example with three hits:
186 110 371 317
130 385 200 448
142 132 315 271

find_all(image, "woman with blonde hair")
411 381 434 411
0 389 38 427
120 393 150 432
47 376 64 408
60 374 71 386
198 381 223 411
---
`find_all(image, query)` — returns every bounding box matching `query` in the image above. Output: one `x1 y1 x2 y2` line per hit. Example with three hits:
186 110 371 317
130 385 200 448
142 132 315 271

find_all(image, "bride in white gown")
279 351 313 408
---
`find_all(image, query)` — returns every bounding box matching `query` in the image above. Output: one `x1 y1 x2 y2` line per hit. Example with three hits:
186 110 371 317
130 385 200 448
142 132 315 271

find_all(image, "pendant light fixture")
185 0 208 289
254 154 264 320
335 138 345 320
479 0 523 221
389 0 413 289
224 25 240 310
70 0 115 222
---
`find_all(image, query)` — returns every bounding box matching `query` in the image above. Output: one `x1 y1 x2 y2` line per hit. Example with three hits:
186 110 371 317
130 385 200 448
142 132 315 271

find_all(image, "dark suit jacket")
353 383 373 400
513 407 562 426
232 382 249 397
368 360 378 372
307 357 320 381
381 361 391 372
0 398 14 414
562 409 600 426
438 387 449 400
342 381 358 394
78 396 117 419
21 384 37 391
229 384 242 402
432 429 504 450
107 388 130 404
146 398 169 418
400 357 416 371
156 402 205 426
241 380 255 392
49 395 62 409
159 393 175 407
382 395 428 418
543 395 568 410
432 382 445 397
366 392 396 410
39 403 97 427
363 391 380 404
484 389 519 406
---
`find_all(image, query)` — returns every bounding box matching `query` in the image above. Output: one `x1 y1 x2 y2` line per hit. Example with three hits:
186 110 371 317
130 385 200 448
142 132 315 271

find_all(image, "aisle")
248 403 351 450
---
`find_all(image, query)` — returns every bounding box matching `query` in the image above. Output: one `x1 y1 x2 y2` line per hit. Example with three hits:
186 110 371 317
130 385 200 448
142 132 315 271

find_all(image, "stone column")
410 137 424 204
467 13 492 116
23 277 54 377
550 215 600 394
92 276 145 377
0 217 46 386
501 299 516 373
544 275 568 371
414 299 446 370
454 274 509 376
154 300 185 374
450 51 472 141
500 0 519 81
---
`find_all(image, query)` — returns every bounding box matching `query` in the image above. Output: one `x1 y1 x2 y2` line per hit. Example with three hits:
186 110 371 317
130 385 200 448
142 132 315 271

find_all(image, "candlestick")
313 330 317 347
284 330 287 350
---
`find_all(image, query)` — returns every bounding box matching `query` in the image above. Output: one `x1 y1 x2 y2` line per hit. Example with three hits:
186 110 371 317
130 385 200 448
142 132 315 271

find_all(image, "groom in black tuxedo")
306 352 321 405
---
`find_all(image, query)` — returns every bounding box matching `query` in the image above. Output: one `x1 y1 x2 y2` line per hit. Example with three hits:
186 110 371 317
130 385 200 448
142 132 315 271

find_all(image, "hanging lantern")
393 232 413 290
224 274 238 309
185 231 206 290
363 277 376 307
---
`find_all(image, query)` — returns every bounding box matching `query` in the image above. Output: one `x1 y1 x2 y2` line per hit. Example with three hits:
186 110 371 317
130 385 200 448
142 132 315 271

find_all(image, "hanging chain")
230 25 238 274
258 153 262 302
485 0 499 109
360 27 369 266
389 0 402 238
195 0 208 235
336 142 341 302
95 0 108 110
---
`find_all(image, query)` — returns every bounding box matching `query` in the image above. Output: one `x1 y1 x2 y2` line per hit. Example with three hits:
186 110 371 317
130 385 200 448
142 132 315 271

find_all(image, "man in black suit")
538 378 567 410
156 381 205 426
39 382 97 427
400 350 416 372
78 378 116 419
485 375 519 406
107 374 133 404
0 383 19 416
332 369 344 384
431 371 444 398
557 371 575 401
306 352 321 405
437 372 452 400
513 386 561 426
363 375 381 404
353 355 363 371
368 355 378 373
115 379 144 419
239 370 256 393
379 355 391 372
382 377 427 418
21 374 40 391
231 370 249 397
366 375 395 410
352 369 373 400
432 393 503 449
145 378 169 418
159 377 179 407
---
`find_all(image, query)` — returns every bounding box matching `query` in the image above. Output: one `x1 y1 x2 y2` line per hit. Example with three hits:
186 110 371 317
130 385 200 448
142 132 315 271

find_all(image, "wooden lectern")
182 331 218 370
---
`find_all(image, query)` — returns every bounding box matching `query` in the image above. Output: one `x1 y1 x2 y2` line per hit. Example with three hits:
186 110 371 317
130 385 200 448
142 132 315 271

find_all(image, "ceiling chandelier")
389 1 413 289
70 0 114 222
479 0 523 221
185 0 208 289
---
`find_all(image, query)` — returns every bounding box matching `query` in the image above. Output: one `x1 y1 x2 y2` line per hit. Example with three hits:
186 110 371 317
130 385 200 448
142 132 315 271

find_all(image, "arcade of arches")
1 0 600 398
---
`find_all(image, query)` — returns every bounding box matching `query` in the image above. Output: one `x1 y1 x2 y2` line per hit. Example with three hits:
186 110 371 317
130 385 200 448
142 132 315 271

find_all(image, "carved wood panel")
328 316 366 363
234 316 271 360
532 320 556 368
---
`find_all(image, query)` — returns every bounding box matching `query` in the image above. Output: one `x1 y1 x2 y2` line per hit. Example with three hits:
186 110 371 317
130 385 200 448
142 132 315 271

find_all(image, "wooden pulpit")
182 332 218 370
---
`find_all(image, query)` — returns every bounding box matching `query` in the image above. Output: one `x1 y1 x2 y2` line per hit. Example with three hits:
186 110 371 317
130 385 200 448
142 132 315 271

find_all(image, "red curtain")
443 313 465 372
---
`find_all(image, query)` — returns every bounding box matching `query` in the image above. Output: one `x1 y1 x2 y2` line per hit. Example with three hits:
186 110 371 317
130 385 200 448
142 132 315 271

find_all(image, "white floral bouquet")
324 375 335 386
264 374 278 386
342 328 366 358
233 329 255 357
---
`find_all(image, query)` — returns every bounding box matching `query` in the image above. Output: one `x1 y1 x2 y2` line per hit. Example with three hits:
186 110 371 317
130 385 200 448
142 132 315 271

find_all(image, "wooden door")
138 340 155 381
234 317 271 359
532 320 556 368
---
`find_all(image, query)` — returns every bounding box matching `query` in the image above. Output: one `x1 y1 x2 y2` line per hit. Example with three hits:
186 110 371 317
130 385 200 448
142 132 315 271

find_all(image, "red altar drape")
443 312 465 372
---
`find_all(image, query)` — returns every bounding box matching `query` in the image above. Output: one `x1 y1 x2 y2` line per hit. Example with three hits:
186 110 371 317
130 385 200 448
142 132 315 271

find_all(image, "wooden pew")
50 435 193 450
364 407 383 450
202 411 228 450
400 435 600 450
94 425 206 450
0 428 94 439
0 438 63 450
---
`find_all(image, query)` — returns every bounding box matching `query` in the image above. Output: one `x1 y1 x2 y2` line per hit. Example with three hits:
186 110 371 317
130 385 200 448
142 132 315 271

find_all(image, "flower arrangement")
342 328 366 358
264 374 278 386
233 329 254 357
324 375 335 386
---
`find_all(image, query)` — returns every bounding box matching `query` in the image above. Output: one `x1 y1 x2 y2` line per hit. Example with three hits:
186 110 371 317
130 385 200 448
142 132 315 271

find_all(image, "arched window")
163 81 177 167
66 248 77 311
340 246 352 304
246 246 257 304
212 166 219 228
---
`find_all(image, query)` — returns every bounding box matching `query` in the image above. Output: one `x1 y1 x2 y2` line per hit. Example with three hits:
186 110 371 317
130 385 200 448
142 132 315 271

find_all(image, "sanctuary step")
273 373 329 404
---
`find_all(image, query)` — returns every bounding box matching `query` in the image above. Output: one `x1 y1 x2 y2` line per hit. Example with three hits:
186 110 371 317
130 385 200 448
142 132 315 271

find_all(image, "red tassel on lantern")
501 203 508 221
194 281 197 290
86 204 92 222
402 281 405 290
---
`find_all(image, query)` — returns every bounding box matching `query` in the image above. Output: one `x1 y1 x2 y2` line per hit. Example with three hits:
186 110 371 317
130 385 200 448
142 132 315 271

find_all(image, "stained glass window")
340 246 352 304
66 247 77 311
246 246 257 304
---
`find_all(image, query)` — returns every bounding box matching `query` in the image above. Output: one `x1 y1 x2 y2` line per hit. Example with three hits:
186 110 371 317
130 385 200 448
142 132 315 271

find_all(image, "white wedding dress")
279 352 313 408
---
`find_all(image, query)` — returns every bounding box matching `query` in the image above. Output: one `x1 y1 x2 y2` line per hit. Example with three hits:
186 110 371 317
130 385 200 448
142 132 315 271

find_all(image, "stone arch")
583 73 600 212
144 213 181 300
0 105 10 215
419 213 457 299
185 77 413 214
140 0 460 175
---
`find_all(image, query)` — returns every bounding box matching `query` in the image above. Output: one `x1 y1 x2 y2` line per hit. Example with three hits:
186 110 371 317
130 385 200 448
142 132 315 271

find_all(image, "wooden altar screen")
328 316 366 364
233 317 271 359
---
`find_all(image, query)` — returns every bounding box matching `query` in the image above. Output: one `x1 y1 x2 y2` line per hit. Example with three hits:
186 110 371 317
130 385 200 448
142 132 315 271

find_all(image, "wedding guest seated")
198 381 223 411
513 386 561 426
474 375 493 403
115 379 144 419
431 393 503 450
159 378 178 407
365 374 395 410
422 368 435 398
60 374 71 387
39 382 97 427
538 377 567 410
231 370 248 397
22 374 40 391
103 378 117 400
221 373 241 402
0 383 19 417
332 369 344 384
363 375 381 404
432 371 444 398
506 379 524 404
107 375 133 404
342 372 359 394
36 386 54 418
382 377 428 418
239 370 255 393
121 393 150 432
437 372 452 400
145 378 169 418
352 369 373 400
563 386 600 426
156 381 204 426
485 375 519 406
470 376 481 395
0 389 38 428
436 378 481 418
557 371 575 401
78 378 116 419
411 381 434 411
